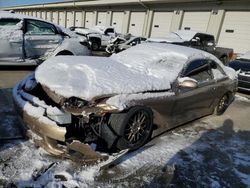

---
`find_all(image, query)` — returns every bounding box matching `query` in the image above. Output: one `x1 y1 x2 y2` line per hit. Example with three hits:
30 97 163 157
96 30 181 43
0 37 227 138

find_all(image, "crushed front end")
13 74 120 163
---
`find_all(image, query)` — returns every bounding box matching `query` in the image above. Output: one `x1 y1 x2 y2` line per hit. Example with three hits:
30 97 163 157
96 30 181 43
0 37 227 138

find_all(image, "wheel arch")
56 50 74 56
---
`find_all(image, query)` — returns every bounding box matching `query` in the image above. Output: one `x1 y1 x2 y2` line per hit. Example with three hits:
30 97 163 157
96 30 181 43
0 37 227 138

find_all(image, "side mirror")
207 42 214 47
178 77 198 88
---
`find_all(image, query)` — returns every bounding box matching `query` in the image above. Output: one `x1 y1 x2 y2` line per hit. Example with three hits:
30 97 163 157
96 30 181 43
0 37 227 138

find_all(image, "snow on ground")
0 94 250 187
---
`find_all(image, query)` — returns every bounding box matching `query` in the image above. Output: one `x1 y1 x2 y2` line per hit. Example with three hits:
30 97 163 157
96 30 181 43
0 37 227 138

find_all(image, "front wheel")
91 41 100 51
110 106 153 151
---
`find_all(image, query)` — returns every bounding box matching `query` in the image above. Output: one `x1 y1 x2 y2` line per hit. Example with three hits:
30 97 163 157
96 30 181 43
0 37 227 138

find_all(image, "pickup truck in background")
148 30 234 64
69 26 117 51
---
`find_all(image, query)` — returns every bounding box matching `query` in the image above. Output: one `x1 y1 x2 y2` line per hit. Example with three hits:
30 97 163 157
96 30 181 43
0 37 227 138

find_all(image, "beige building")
4 0 250 53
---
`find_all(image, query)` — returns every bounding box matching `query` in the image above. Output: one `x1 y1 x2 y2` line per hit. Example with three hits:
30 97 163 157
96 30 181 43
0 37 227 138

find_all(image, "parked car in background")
106 36 147 54
0 11 90 66
228 51 250 92
70 26 117 51
148 30 234 64
13 43 237 162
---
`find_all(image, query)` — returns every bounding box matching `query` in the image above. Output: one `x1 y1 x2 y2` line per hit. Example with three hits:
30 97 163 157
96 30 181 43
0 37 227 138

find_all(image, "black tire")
91 41 100 51
215 93 230 115
109 106 153 151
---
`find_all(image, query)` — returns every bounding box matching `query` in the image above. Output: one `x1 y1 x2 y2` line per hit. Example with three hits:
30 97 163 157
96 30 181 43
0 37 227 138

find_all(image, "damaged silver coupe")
13 43 238 163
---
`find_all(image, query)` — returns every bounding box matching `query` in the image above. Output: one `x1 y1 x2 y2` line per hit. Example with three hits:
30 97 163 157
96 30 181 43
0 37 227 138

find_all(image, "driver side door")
24 19 63 59
0 18 24 62
171 59 216 126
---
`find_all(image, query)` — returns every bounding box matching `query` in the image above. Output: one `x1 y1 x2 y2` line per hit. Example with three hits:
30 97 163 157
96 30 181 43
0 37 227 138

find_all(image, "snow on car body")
72 26 116 50
0 11 90 65
13 43 238 162
147 30 234 64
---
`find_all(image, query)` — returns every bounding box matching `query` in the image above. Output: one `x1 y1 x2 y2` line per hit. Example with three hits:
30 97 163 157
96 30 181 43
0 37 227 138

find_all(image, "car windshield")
0 18 21 26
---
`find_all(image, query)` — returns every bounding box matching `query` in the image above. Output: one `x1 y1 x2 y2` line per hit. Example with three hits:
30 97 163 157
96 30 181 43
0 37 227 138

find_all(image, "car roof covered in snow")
174 30 212 41
147 30 212 43
111 42 215 67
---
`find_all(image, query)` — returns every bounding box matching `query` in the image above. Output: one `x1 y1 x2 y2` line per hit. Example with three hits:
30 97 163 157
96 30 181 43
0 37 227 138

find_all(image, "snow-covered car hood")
35 56 178 101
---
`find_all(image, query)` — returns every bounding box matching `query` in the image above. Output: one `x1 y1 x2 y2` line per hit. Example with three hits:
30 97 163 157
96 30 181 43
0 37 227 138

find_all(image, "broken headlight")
96 103 118 111
64 97 88 109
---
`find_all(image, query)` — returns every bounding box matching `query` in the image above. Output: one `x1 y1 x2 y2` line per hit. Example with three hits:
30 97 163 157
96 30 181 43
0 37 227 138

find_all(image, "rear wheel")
215 93 230 115
110 106 153 151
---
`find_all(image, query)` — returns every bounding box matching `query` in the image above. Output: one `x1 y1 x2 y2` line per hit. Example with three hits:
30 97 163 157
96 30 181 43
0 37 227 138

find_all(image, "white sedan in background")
0 11 90 66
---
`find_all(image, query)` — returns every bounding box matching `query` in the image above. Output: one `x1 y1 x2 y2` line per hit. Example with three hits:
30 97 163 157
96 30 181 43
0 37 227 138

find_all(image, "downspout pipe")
138 0 149 9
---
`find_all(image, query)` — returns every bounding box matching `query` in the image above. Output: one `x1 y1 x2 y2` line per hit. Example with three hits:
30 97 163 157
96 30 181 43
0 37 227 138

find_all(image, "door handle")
48 40 59 43
9 39 21 43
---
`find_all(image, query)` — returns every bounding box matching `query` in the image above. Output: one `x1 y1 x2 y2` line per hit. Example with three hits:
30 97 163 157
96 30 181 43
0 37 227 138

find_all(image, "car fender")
52 38 91 56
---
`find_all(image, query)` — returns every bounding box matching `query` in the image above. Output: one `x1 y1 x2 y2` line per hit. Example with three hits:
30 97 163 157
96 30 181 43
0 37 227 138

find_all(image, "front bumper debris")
13 74 108 164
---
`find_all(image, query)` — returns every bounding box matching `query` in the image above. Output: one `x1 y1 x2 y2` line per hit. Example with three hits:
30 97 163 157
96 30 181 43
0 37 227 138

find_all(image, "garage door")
36 11 41 18
46 11 52 22
75 11 82 27
52 12 58 24
66 11 74 28
181 11 211 32
150 12 173 37
129 12 146 36
111 12 124 33
85 12 94 28
97 12 107 26
218 11 250 53
59 11 65 27
41 11 46 20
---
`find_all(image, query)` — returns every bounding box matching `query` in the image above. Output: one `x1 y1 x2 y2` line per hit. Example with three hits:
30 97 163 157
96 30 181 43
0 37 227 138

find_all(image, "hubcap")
218 95 228 111
124 111 148 144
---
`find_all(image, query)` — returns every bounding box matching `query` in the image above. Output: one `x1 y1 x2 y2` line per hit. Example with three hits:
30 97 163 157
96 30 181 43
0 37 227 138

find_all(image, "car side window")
26 19 56 35
105 28 114 34
209 60 227 80
183 59 213 84
0 18 21 26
